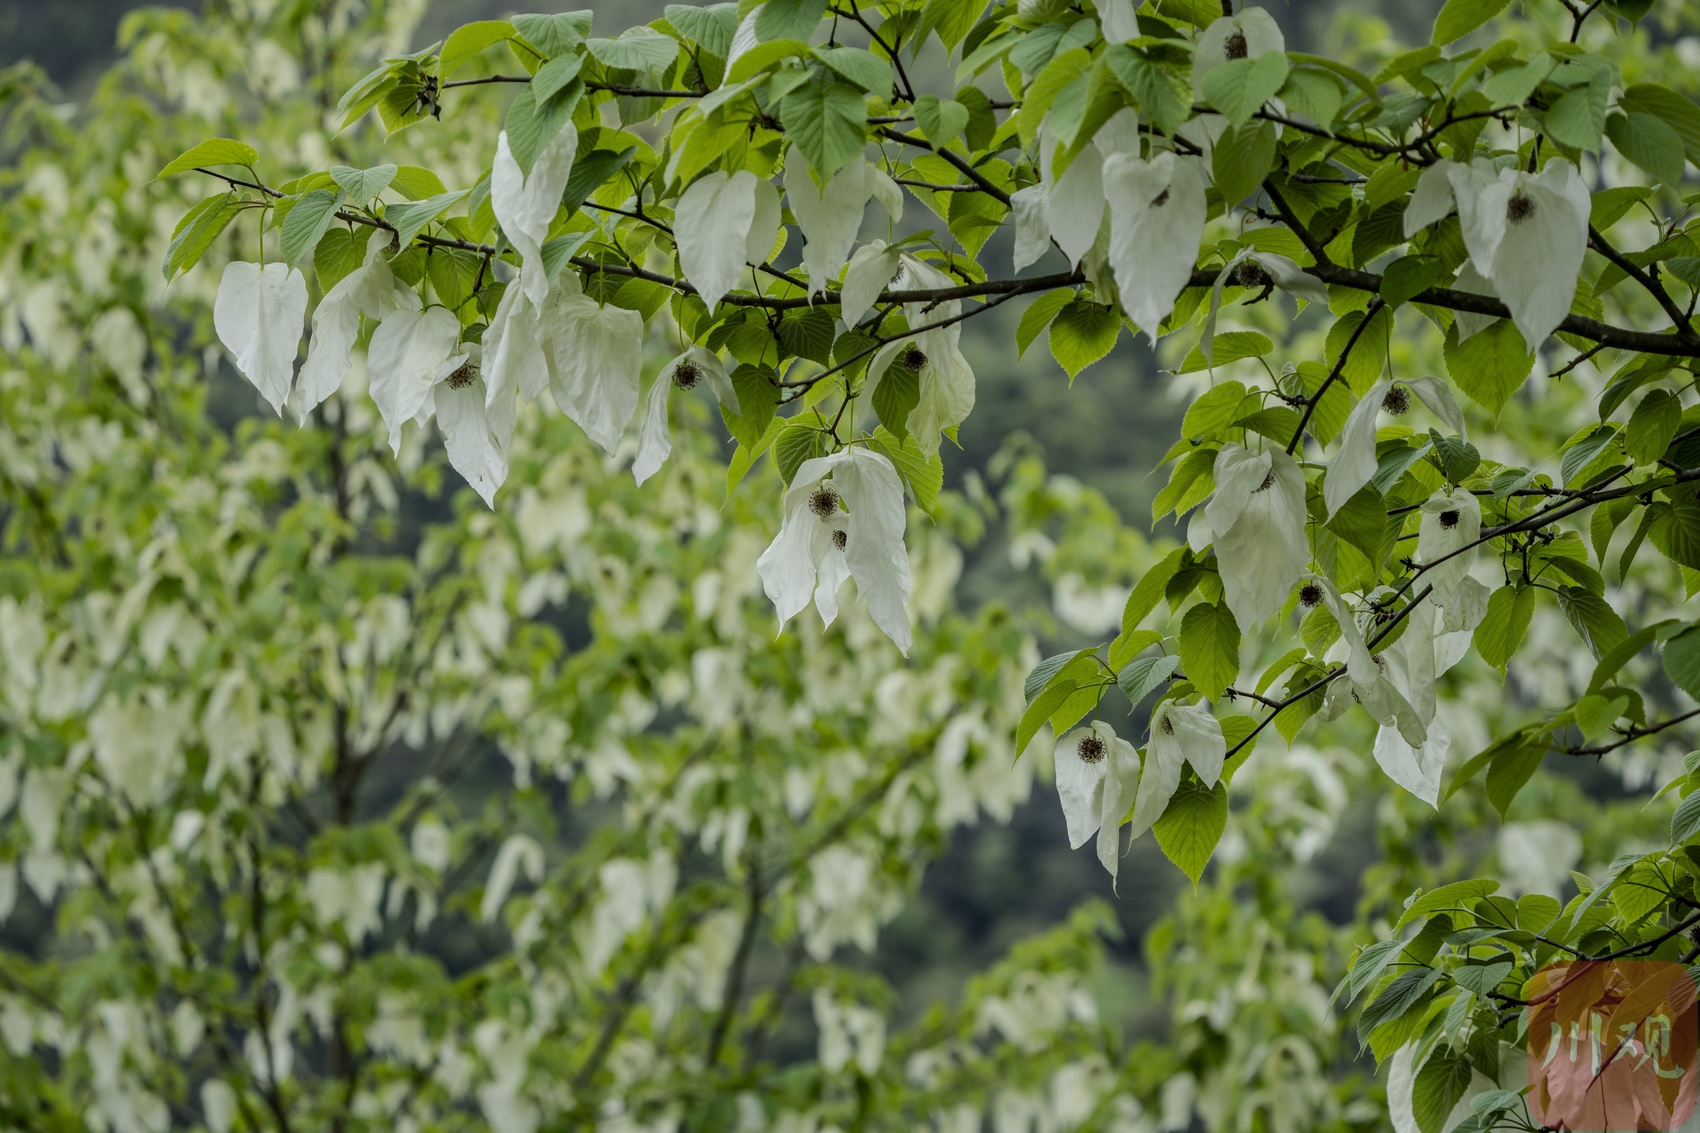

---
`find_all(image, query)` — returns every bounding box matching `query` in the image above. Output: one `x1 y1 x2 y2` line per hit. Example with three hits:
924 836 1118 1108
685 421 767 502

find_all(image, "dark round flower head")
1224 29 1248 59
1160 714 1175 735
831 529 847 552
1381 385 1411 416
444 362 477 390
1151 187 1171 209
1076 734 1106 763
1232 261 1271 289
808 487 840 518
901 344 928 371
1254 468 1277 492
1439 509 1460 529
1506 191 1536 223
1298 583 1324 608
672 359 702 390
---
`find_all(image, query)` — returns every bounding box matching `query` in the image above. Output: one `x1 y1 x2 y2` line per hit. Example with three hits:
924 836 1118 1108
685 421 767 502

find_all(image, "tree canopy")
9 0 1700 1131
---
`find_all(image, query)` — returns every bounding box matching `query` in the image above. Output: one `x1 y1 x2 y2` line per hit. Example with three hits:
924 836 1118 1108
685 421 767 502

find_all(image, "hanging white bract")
213 260 308 415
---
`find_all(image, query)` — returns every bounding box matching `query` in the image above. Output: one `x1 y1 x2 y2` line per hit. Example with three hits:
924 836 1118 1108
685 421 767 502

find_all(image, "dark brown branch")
1558 707 1700 756
1288 296 1384 454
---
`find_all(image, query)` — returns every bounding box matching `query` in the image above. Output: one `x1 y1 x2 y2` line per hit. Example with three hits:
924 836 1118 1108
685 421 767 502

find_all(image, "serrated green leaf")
782 77 868 181
1606 110 1686 186
867 426 945 512
1153 779 1228 886
1017 289 1074 358
1104 44 1190 135
330 164 398 203
914 93 971 147
384 190 470 250
440 21 516 79
667 4 739 57
157 137 259 179
773 423 828 484
513 12 593 58
1178 601 1239 702
818 47 892 95
163 193 243 280
1048 298 1120 380
584 27 680 72
1123 548 1186 636
314 226 372 292
505 81 583 177
872 360 921 440
1431 0 1511 44
1444 317 1533 416
1474 585 1535 670
1117 653 1180 706
1212 119 1279 206
1626 388 1682 464
1200 50 1289 126
1413 1053 1475 1133
279 189 343 266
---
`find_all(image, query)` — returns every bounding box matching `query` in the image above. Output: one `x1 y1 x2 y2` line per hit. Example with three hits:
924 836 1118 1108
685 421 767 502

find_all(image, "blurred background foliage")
8 0 1700 1128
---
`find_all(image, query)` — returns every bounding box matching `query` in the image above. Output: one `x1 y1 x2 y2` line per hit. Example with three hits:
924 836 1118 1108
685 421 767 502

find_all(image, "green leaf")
1429 430 1480 483
513 12 592 57
1663 626 1700 701
781 78 868 181
1443 317 1533 416
915 0 988 51
1606 111 1686 186
867 427 945 512
773 423 828 485
777 306 837 366
914 94 971 147
1153 779 1228 886
1117 653 1180 706
440 21 516 79
1104 45 1190 135
1123 548 1186 636
1180 331 1274 374
313 226 371 291
721 364 781 449
1381 255 1444 309
1200 50 1289 126
1651 496 1700 570
157 137 259 179
583 28 680 72
279 189 343 266
1181 382 1248 441
1431 0 1511 44
666 4 738 57
725 416 785 497
1560 425 1619 486
1017 289 1074 358
1397 879 1501 929
531 54 585 105
1279 67 1343 129
871 360 921 440
1327 487 1397 570
162 193 243 281
755 0 828 42
1017 678 1078 756
1178 601 1240 701
1672 786 1700 844
1485 743 1543 818
1626 388 1682 464
335 62 398 129
1474 585 1535 671
384 190 470 250
1413 1054 1475 1133
1556 586 1629 660
818 47 892 95
427 247 483 311
1048 299 1120 380
1357 967 1443 1039
330 164 397 202
391 166 448 201
1212 119 1278 207
505 81 583 177
1545 71 1610 152
1451 960 1513 996
1026 649 1092 702
1619 83 1700 165
563 147 636 215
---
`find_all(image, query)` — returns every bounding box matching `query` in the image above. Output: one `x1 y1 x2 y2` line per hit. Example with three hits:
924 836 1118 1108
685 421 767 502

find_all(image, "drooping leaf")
157 138 259 179
1153 779 1228 886
1048 298 1120 380
1178 601 1240 702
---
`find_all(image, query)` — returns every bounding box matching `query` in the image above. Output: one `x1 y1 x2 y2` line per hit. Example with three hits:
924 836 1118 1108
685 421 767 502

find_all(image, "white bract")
1407 158 1588 347
784 148 902 295
1128 701 1225 841
1032 112 1140 270
213 260 308 416
294 239 416 422
756 447 912 653
840 239 903 329
1191 7 1285 94
1101 150 1208 336
1201 247 1326 367
491 121 578 305
1202 444 1309 630
546 273 643 455
367 304 461 454
634 347 739 486
1417 487 1482 605
1053 721 1139 883
433 344 506 507
1324 380 1400 518
673 170 781 312
481 267 552 458
864 255 976 454
1009 184 1051 272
